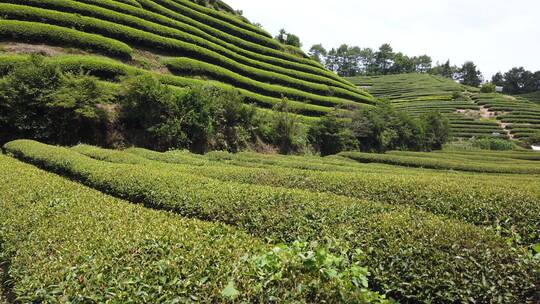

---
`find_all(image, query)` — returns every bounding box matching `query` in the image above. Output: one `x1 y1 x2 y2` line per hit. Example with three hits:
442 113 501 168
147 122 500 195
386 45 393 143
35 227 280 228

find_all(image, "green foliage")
269 100 304 154
275 29 302 48
249 241 389 303
472 137 515 150
458 61 483 87
309 111 356 156
119 75 261 152
318 43 432 77
480 82 497 93
349 103 428 152
0 56 113 145
4 140 539 303
421 111 450 150
0 19 132 59
1 154 392 302
527 132 540 146
492 67 540 95
119 75 195 150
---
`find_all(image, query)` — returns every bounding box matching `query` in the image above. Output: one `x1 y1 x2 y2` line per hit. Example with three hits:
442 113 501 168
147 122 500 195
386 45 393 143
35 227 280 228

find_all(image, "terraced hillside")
347 73 540 141
0 0 374 118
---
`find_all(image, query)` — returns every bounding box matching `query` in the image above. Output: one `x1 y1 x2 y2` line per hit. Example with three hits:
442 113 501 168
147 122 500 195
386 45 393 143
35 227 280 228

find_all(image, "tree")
0 55 112 145
309 111 355 156
480 82 496 93
421 111 450 150
390 53 415 74
491 72 504 86
275 29 301 47
414 55 432 73
308 44 327 64
270 99 301 154
490 68 540 94
458 61 483 87
374 43 394 74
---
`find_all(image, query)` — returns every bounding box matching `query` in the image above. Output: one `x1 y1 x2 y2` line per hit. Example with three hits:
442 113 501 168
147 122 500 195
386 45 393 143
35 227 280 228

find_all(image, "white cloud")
226 0 540 78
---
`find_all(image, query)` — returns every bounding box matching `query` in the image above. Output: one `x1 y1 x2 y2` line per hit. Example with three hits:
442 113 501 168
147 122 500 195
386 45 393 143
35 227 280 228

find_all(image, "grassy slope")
347 73 540 140
0 0 372 119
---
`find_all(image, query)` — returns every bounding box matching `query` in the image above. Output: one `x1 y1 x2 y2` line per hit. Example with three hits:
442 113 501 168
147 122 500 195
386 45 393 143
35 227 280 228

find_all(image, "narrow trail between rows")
478 105 514 139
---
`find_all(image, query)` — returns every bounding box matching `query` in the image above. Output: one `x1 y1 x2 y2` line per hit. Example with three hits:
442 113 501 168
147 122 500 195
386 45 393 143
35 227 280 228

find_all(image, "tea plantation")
347 73 540 141
0 139 538 303
0 0 539 303
0 0 374 119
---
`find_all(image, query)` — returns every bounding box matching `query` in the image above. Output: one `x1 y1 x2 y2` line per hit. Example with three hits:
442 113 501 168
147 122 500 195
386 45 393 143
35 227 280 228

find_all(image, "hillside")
347 73 540 141
0 0 373 119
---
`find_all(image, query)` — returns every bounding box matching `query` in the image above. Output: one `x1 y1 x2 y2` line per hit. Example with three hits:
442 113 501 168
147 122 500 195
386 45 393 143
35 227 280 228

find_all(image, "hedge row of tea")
0 0 373 114
0 54 333 118
71 144 540 244
3 140 539 303
0 153 392 302
345 74 516 138
340 150 540 174
474 93 540 139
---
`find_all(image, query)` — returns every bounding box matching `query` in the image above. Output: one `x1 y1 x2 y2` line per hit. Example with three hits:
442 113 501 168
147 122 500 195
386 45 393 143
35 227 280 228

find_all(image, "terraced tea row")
70 144 540 245
0 154 393 302
4 140 539 302
0 54 335 118
475 94 540 139
340 150 540 174
344 74 512 138
0 0 373 114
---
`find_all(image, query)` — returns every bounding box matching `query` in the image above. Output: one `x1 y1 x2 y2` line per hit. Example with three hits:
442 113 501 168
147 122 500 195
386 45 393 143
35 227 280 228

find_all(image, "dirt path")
478 105 514 139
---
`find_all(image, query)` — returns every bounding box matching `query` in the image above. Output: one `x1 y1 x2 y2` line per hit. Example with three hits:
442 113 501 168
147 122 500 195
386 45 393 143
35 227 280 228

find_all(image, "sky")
226 0 540 79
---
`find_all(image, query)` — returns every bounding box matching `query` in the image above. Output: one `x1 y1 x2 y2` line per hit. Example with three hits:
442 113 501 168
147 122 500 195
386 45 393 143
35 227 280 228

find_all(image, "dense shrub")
421 111 450 150
119 75 261 152
0 56 113 145
4 140 538 303
259 100 303 154
309 111 356 156
119 75 210 151
527 132 540 146
480 82 497 93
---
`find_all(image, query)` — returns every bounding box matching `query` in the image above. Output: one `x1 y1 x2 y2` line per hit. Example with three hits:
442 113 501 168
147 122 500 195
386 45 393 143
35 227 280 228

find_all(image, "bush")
421 111 450 150
349 103 425 152
119 76 262 152
119 75 209 151
0 56 113 145
480 82 497 93
268 100 304 154
309 111 356 156
527 132 540 146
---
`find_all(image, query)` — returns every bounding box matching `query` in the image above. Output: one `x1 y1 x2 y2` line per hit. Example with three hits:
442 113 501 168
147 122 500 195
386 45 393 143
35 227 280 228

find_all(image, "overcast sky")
226 0 540 79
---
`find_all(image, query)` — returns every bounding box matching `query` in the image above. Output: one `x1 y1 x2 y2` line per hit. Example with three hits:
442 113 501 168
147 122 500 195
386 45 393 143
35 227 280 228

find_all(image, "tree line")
491 67 540 95
307 43 487 87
